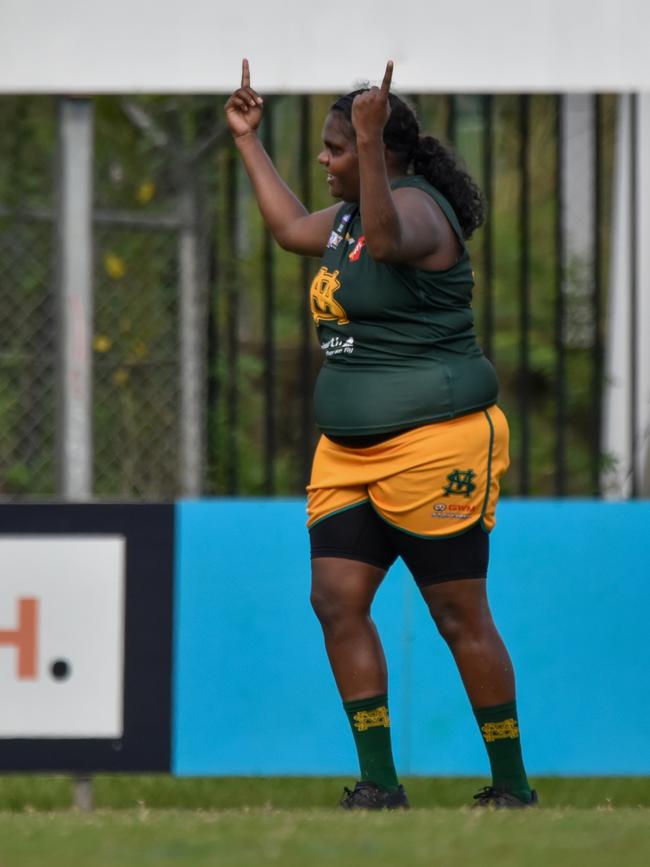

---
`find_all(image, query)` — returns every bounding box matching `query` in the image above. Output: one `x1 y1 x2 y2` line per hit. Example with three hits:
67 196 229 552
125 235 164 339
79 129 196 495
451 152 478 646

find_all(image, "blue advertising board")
173 499 650 776
3 499 647 774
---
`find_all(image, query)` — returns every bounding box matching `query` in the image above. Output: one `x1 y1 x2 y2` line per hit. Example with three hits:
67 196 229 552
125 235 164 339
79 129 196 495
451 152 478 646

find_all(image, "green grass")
1 775 649 811
0 777 649 867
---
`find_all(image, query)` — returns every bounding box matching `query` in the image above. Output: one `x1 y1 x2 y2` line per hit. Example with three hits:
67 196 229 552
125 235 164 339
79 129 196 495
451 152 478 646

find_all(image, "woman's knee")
431 602 468 647
310 584 345 627
310 558 383 630
423 583 493 648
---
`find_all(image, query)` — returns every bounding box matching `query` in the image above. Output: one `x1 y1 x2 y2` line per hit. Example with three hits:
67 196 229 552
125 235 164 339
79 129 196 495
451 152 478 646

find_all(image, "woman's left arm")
352 62 445 264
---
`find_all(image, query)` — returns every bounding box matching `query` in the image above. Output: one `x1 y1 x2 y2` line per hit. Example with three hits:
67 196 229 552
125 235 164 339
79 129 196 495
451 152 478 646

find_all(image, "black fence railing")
206 93 618 498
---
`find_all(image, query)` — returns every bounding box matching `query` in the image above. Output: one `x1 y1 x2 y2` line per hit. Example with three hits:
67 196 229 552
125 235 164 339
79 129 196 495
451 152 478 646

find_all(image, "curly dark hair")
330 90 485 239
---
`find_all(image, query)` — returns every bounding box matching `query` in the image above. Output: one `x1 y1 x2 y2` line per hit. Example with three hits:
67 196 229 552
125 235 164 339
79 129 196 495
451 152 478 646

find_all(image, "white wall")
1 0 649 94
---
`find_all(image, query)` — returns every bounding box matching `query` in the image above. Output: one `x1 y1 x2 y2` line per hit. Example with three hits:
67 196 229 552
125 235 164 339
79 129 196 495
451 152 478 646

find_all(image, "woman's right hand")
224 58 264 138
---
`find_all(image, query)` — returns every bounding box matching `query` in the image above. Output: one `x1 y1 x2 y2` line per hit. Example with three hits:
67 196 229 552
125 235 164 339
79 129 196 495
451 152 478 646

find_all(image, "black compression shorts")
309 501 489 586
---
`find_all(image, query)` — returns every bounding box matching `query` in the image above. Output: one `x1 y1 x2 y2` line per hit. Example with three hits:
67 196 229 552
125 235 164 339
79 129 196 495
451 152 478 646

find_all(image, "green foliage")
0 94 617 498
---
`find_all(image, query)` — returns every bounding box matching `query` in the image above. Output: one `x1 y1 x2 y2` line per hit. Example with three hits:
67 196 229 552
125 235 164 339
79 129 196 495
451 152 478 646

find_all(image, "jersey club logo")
309 267 350 325
443 469 477 498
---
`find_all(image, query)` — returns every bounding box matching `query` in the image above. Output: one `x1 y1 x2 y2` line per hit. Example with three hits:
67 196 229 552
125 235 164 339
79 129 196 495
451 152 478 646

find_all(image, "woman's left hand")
350 61 393 141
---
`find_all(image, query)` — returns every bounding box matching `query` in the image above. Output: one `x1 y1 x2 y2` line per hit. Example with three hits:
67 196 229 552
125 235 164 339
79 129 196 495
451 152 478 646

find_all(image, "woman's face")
318 112 360 202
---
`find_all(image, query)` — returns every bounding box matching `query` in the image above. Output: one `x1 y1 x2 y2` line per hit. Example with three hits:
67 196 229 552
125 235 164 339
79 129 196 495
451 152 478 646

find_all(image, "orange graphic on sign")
0 598 38 679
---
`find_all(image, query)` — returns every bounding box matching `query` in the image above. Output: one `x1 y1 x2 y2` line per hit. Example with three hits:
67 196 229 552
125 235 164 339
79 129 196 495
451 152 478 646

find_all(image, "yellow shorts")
307 406 509 538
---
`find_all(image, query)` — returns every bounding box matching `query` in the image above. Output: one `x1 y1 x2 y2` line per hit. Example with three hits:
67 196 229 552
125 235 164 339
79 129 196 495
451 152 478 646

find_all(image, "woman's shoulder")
391 174 448 206
392 175 464 246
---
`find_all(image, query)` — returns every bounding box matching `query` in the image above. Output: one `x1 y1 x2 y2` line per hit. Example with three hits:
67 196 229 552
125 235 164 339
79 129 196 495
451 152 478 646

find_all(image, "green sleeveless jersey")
309 175 498 436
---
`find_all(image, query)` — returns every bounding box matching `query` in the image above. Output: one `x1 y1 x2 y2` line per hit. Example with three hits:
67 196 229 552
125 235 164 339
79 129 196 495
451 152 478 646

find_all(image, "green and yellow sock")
343 694 399 792
473 700 532 802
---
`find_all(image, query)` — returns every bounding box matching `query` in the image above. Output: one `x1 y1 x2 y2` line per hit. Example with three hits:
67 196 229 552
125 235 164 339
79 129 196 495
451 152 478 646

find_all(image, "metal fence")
0 93 624 500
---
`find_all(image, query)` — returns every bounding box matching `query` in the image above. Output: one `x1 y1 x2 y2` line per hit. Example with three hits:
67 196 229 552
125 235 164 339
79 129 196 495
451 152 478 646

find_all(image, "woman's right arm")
225 60 337 257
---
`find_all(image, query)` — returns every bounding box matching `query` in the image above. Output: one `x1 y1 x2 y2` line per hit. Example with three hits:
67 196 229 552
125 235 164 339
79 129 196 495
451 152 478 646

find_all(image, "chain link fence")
0 215 56 497
0 93 620 500
0 97 57 497
93 225 179 497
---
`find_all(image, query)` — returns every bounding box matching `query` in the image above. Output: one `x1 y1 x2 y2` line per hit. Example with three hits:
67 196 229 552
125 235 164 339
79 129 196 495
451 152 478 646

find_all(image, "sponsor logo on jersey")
321 336 354 357
349 235 366 262
326 230 343 249
309 267 350 325
337 213 352 232
327 214 352 249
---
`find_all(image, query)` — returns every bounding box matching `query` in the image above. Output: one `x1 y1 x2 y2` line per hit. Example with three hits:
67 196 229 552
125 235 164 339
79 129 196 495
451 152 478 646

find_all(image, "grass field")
0 776 648 867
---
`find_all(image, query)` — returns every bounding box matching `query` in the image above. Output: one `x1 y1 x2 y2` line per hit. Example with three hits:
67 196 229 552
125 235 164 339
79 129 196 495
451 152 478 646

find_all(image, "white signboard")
1 0 650 93
0 537 125 738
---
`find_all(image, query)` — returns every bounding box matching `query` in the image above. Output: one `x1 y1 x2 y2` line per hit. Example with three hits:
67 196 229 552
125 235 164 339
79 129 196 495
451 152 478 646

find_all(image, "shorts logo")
443 469 476 498
431 502 476 520
480 718 520 743
352 706 390 731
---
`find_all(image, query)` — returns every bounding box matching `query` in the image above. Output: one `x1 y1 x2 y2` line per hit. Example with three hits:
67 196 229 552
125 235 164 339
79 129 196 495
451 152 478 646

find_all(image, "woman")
225 59 536 810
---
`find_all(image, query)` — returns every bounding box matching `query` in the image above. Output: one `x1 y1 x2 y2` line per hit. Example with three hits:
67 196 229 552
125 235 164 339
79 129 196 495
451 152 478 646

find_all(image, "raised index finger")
241 58 251 88
380 60 394 96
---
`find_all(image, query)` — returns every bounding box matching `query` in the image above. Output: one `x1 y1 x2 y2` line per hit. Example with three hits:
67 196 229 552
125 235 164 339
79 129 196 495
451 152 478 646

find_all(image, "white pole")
73 776 94 812
178 171 206 497
602 94 650 497
637 95 650 495
56 97 94 500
